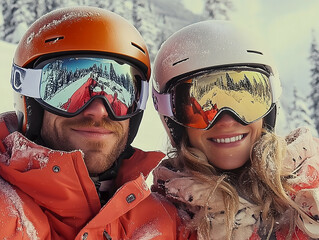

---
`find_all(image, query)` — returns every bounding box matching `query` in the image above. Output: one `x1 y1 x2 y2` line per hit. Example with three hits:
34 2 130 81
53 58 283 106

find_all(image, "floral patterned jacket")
152 127 319 240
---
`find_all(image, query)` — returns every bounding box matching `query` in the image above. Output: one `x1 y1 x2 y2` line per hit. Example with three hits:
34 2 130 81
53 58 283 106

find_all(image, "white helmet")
152 20 281 145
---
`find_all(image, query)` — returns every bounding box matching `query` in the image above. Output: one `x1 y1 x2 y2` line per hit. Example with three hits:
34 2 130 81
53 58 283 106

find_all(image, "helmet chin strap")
127 111 144 145
24 97 44 141
263 105 277 131
164 116 185 147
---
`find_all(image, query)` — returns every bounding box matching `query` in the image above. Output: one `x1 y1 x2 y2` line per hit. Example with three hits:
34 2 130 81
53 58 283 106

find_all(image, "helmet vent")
172 58 189 66
45 36 64 43
131 42 145 54
247 50 263 55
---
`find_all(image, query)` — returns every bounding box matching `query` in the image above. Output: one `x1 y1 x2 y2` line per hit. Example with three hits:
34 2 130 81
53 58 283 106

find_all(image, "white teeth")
213 134 244 144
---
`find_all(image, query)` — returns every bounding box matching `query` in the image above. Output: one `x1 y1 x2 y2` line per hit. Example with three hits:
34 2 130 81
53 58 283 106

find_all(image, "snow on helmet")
152 20 282 146
12 6 151 144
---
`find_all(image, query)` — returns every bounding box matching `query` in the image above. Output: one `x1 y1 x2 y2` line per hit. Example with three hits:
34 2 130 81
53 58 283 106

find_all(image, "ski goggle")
153 68 280 129
11 57 149 120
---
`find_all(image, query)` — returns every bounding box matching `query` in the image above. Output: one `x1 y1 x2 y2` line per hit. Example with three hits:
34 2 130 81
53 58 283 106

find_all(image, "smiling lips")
211 134 244 144
72 127 115 138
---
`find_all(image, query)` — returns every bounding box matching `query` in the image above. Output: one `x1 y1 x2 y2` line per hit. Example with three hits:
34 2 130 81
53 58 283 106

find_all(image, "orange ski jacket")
0 112 192 240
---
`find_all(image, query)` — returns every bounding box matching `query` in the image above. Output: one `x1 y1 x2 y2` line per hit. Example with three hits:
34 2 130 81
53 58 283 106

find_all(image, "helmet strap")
164 116 185 147
263 105 277 131
24 97 44 141
127 111 144 146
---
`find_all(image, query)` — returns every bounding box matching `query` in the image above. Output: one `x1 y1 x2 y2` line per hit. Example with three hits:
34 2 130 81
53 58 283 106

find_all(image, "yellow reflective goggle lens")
171 69 273 129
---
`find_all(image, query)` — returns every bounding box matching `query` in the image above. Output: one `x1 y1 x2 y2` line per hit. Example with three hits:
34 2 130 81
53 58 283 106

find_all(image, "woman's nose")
213 112 239 127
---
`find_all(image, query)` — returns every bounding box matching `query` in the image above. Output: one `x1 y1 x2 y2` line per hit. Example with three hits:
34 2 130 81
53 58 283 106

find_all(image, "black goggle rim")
166 66 273 130
33 55 147 120
35 95 143 121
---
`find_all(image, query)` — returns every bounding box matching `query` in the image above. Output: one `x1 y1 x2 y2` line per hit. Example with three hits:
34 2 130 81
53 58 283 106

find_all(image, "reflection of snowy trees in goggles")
193 71 271 103
39 58 144 118
172 69 273 129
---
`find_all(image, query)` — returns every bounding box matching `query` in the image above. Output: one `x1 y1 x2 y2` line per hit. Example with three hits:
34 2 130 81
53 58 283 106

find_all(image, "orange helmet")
12 6 150 143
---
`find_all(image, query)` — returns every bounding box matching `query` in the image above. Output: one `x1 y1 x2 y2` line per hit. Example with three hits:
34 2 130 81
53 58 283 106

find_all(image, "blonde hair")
168 129 311 239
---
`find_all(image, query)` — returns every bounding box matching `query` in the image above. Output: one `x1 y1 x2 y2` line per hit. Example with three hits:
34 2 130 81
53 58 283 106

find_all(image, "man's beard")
41 117 129 176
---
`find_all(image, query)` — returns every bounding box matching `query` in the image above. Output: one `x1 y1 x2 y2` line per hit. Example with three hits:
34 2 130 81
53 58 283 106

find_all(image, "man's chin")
80 133 128 176
83 151 118 176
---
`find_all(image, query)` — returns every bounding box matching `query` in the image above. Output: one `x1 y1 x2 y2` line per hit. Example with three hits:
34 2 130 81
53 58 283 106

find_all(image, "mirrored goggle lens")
38 57 145 118
172 69 273 129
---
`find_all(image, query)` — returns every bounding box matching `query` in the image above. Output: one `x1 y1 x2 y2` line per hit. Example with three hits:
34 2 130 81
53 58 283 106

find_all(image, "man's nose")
82 98 109 119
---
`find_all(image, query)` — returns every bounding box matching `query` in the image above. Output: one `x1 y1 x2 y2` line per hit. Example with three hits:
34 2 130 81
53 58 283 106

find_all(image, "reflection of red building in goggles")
11 57 149 120
153 68 280 129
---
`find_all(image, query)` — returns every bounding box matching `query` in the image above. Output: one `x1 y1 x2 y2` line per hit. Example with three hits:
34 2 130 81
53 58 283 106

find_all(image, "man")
0 6 188 239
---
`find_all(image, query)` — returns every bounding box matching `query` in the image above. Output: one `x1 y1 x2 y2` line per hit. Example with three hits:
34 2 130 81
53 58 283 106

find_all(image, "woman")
151 20 319 239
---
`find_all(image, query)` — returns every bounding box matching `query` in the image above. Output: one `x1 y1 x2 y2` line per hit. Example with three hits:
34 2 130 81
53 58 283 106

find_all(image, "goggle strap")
137 81 149 110
11 63 41 98
269 75 282 103
152 88 174 117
